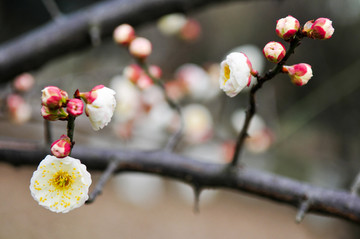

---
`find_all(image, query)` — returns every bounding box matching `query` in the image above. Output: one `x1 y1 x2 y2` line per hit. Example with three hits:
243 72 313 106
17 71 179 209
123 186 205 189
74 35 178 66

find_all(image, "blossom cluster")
219 15 334 97
31 84 116 213
41 85 116 131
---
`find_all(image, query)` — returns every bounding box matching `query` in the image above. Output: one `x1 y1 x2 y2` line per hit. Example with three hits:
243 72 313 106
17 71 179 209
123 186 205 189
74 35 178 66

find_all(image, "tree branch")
1 141 360 224
0 0 256 83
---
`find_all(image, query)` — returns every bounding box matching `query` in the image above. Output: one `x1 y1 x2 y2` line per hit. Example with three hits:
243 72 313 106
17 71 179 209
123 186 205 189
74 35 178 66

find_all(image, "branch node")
350 171 360 196
192 185 202 214
296 197 312 223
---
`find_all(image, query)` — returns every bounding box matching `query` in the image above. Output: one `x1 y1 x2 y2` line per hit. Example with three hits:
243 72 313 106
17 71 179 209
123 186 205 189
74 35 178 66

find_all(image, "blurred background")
1 0 360 238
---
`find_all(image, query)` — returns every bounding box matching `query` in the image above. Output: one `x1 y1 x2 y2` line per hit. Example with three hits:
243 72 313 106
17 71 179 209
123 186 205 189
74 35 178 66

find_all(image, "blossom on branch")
283 63 313 86
30 155 91 213
51 135 72 158
262 41 286 63
66 98 84 117
80 85 116 131
303 18 334 40
129 37 152 59
41 86 68 109
113 24 136 45
276 15 300 41
219 52 256 97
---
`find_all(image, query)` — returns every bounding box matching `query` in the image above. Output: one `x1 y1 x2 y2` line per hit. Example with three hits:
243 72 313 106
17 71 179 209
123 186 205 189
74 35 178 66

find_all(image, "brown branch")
1 141 360 224
0 0 260 83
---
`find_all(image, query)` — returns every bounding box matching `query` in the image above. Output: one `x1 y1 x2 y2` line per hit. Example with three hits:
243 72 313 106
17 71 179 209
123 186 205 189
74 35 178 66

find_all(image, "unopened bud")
113 24 136 45
51 135 72 158
41 86 68 109
283 63 313 86
180 19 201 42
303 18 334 40
13 73 35 92
41 106 68 121
129 37 152 59
148 65 162 79
262 41 286 63
123 64 143 83
276 15 300 41
67 98 84 116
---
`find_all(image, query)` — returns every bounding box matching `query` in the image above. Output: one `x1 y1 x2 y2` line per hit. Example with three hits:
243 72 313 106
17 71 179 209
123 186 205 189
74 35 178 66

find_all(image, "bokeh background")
1 0 360 238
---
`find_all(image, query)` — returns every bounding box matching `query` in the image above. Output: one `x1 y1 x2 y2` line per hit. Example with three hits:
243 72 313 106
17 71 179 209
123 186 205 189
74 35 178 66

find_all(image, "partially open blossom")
136 74 153 89
113 24 136 45
283 63 313 86
30 155 91 213
66 98 84 116
41 106 68 121
219 52 255 97
41 86 68 109
276 15 300 40
13 73 35 92
80 85 116 131
51 135 72 158
303 18 334 40
129 37 152 59
262 41 286 63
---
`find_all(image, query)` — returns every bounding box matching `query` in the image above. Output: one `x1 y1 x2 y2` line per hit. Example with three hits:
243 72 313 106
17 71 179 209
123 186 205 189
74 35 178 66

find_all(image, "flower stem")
67 115 76 153
230 34 303 167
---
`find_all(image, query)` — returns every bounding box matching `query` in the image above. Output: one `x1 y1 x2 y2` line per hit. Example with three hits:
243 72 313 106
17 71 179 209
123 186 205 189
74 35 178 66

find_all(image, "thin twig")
86 158 120 204
44 119 52 146
41 0 63 20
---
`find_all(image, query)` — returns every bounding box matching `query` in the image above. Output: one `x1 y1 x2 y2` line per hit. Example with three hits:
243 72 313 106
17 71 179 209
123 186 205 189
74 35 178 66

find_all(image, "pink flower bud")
41 86 68 109
304 18 334 40
219 52 255 97
123 64 143 83
13 73 35 92
51 135 72 158
80 85 116 131
276 15 300 41
148 65 162 79
137 74 153 89
7 94 32 124
66 98 84 116
113 24 136 45
283 63 313 86
262 41 286 63
180 19 201 42
41 106 68 121
129 37 152 59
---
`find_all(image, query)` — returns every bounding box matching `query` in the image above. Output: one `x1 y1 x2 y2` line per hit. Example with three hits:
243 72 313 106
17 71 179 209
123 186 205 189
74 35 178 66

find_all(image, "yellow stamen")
50 170 74 191
223 64 231 85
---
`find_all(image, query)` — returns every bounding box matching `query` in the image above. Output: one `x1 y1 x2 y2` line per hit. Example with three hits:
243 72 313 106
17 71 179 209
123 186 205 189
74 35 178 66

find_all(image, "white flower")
81 85 117 131
183 104 213 143
219 52 253 97
29 155 92 213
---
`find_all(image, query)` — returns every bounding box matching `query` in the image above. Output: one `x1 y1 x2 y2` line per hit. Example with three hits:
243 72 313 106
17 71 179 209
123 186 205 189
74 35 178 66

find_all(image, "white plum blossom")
219 52 254 97
29 155 91 213
80 85 117 131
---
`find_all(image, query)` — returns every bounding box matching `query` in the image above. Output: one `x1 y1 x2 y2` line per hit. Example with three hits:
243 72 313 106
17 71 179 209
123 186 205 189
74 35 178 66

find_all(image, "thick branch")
0 0 253 82
1 142 360 224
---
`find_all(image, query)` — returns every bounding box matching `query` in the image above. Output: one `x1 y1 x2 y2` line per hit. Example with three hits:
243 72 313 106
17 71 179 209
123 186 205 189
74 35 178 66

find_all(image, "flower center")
224 64 230 80
50 170 74 190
